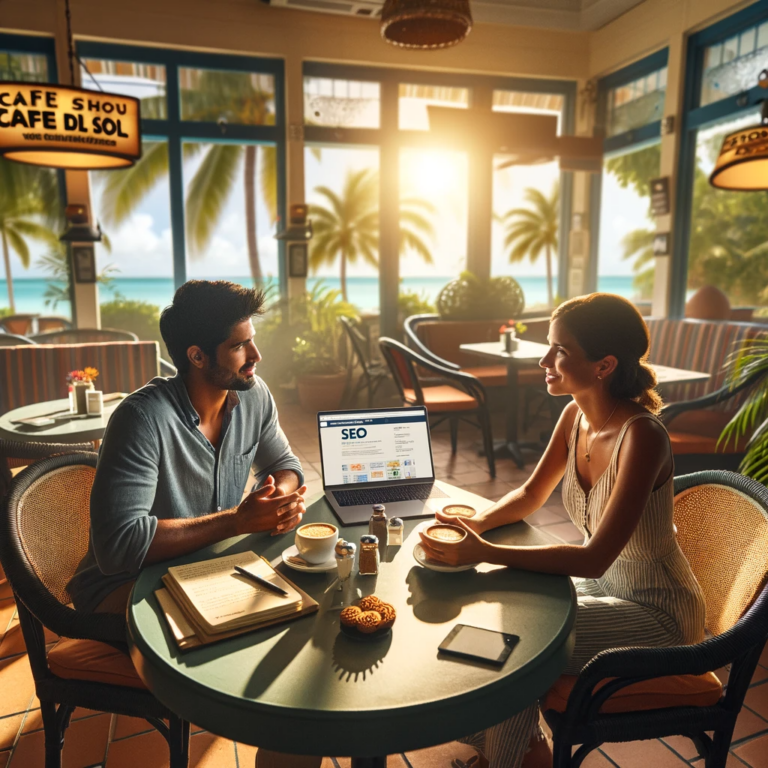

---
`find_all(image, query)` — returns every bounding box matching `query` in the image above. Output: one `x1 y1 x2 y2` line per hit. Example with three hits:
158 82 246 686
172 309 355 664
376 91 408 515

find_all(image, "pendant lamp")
381 0 473 49
0 0 141 170
709 69 768 191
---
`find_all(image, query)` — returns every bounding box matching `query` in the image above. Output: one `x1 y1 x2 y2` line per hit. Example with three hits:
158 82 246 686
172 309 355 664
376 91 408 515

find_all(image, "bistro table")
460 340 711 468
128 483 576 767
0 395 125 445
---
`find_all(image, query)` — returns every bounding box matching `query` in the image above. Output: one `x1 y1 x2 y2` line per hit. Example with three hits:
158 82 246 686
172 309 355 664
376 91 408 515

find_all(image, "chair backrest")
674 471 768 637
0 315 37 336
29 328 139 344
36 316 72 333
340 317 371 372
0 333 36 346
379 337 423 403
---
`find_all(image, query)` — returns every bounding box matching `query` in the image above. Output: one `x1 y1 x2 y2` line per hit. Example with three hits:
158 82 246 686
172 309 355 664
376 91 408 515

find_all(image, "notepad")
163 551 302 635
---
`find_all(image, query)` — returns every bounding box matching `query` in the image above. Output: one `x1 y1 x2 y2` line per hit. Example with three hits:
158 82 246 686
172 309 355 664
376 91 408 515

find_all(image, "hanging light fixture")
381 0 473 49
0 0 141 170
709 69 768 191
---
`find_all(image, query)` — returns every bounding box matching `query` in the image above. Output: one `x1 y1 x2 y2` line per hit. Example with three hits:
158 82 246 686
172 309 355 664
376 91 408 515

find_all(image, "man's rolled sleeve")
252 384 304 487
90 402 160 575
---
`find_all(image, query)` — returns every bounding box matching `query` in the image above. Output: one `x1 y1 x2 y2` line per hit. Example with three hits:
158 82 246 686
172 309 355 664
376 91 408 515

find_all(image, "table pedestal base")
485 439 544 469
351 758 387 768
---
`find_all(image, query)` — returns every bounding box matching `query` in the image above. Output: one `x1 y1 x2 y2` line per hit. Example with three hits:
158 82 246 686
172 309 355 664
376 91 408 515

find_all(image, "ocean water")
0 275 638 317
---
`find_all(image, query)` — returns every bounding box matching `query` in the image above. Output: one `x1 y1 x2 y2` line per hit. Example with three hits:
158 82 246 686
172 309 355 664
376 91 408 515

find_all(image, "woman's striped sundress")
460 411 706 768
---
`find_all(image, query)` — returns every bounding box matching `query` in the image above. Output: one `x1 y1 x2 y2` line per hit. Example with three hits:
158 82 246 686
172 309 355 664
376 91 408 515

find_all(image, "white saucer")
281 545 337 573
413 543 478 573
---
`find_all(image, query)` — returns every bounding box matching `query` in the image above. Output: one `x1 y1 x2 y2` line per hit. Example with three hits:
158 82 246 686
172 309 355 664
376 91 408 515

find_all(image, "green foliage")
0 307 11 318
621 227 655 299
719 338 768 484
309 169 435 303
605 144 661 198
501 183 559 307
437 271 525 320
398 288 435 318
99 295 167 357
37 245 117 310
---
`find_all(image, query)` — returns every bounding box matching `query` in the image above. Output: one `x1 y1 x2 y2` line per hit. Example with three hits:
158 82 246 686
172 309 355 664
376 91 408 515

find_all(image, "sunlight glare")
401 151 460 198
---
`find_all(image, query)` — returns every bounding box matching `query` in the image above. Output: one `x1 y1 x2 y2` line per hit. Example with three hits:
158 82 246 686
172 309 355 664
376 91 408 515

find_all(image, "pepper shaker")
358 534 379 575
335 539 356 592
369 504 388 554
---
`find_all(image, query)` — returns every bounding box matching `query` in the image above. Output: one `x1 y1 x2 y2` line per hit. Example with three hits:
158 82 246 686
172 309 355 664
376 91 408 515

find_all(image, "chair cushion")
542 671 723 714
47 638 147 690
403 385 478 412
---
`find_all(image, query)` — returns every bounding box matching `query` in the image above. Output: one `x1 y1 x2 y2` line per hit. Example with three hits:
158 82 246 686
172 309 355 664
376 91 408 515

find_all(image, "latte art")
299 524 337 538
442 505 476 519
425 524 466 542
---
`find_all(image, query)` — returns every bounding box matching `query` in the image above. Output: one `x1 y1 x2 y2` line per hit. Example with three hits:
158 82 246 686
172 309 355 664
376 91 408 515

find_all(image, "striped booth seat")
0 341 162 415
646 318 766 459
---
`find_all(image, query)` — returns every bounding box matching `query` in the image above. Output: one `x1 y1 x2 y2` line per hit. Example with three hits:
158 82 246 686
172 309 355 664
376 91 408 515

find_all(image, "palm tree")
0 159 61 311
95 70 277 284
621 227 655 299
308 169 435 303
501 183 559 307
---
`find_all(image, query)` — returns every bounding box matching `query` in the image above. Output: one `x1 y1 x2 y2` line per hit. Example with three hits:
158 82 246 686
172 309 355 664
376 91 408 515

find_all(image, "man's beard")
204 362 257 391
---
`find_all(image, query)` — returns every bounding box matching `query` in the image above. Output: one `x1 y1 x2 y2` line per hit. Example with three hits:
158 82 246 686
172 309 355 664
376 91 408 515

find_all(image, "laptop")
318 406 470 525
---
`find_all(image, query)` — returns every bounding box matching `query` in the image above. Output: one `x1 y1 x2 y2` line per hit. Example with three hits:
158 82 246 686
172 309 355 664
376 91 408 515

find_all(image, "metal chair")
379 337 495 478
0 452 190 768
339 317 389 408
542 470 768 768
36 316 72 333
29 328 139 344
0 314 38 336
0 438 94 501
0 332 36 346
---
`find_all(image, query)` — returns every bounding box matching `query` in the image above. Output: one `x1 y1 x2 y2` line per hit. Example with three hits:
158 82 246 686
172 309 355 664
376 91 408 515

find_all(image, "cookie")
377 603 396 630
356 610 382 634
357 595 383 612
340 606 362 627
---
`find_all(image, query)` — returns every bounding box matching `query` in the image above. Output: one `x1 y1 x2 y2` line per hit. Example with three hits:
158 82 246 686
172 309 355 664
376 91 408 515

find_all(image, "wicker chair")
29 328 139 344
0 438 94 501
379 337 495 477
0 452 190 768
339 317 389 408
541 470 768 768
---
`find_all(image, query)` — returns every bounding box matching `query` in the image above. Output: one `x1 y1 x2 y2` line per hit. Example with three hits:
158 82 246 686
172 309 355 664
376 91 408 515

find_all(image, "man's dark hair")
160 281 266 374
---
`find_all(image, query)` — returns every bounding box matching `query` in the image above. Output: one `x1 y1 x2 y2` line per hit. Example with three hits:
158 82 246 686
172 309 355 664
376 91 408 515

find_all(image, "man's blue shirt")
67 374 303 612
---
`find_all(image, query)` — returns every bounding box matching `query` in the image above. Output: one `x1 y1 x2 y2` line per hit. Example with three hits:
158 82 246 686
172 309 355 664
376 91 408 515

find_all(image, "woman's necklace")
584 403 619 462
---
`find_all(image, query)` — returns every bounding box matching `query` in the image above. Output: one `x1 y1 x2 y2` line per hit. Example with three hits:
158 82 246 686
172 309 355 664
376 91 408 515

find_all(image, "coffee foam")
299 523 337 538
442 505 476 518
425 525 465 542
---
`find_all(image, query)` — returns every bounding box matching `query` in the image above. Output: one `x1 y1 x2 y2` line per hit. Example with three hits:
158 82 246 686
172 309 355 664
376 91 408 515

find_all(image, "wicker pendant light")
381 0 473 49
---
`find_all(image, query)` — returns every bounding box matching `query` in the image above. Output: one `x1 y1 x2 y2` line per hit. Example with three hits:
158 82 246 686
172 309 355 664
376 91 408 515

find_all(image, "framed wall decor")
72 245 97 283
288 243 309 278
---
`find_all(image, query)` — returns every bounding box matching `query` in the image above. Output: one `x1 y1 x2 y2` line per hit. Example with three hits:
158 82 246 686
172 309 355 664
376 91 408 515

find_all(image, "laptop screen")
318 407 434 488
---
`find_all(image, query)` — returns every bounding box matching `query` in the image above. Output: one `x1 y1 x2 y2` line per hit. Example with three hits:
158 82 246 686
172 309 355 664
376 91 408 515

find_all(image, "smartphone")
438 624 519 666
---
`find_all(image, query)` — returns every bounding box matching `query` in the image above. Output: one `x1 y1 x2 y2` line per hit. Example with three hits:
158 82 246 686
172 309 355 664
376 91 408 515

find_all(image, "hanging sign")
0 83 141 169
649 177 671 216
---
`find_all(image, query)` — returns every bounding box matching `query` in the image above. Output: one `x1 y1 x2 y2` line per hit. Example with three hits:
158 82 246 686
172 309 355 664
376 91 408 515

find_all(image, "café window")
304 77 380 129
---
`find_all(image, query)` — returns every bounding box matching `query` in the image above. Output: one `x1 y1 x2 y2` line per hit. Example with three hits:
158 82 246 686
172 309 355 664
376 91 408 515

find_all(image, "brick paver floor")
0 401 765 767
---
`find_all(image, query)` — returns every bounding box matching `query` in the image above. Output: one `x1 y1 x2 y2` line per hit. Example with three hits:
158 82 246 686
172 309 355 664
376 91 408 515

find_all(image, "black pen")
233 565 289 597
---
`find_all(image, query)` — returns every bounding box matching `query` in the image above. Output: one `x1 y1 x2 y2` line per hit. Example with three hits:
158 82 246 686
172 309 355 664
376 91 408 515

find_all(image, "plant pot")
296 371 348 413
70 382 95 415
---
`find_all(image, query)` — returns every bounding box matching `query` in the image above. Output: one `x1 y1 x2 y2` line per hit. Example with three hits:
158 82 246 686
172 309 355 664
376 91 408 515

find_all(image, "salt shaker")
387 517 404 546
358 534 379 575
335 539 356 591
369 504 388 553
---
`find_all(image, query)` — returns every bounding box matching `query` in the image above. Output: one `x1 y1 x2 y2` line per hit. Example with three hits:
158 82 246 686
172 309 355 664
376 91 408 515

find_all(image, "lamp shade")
0 83 141 170
381 0 472 49
709 102 768 191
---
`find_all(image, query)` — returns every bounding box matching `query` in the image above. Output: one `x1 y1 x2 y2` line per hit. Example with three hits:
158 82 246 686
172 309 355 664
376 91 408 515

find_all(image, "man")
68 280 307 614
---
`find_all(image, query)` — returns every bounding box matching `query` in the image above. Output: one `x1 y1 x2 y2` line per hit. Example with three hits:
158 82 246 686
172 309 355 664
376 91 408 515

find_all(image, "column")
379 81 399 340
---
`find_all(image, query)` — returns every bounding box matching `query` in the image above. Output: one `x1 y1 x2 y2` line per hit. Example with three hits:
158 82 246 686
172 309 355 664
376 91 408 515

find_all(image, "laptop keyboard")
333 484 449 507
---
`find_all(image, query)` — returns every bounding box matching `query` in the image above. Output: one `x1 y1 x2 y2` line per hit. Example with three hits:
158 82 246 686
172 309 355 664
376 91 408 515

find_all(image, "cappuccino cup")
295 522 339 564
424 524 466 543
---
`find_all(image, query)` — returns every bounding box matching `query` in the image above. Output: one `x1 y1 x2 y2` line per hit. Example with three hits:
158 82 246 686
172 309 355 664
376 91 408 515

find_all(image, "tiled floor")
0 401 766 767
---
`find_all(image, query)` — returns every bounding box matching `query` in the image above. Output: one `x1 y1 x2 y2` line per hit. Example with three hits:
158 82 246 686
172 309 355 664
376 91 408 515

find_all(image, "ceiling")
265 0 647 31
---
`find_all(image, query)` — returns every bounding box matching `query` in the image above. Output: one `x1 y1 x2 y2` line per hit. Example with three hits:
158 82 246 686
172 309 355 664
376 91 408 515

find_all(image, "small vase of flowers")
499 320 528 353
67 368 99 415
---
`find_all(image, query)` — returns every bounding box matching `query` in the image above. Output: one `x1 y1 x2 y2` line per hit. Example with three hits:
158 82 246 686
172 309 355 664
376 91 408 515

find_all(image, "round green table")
128 490 576 766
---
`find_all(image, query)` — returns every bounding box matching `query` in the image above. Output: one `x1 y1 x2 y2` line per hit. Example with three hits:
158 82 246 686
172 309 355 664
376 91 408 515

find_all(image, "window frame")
588 48 669 295
302 61 576 312
670 0 768 317
77 41 287 294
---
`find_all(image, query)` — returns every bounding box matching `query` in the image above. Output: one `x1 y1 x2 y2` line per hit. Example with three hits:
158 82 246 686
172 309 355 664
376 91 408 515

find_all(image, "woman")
419 294 706 768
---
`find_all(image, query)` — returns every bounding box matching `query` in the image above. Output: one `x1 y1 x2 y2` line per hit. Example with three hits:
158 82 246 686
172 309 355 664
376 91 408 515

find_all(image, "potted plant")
437 271 525 321
67 367 99 415
719 336 768 484
291 284 358 412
